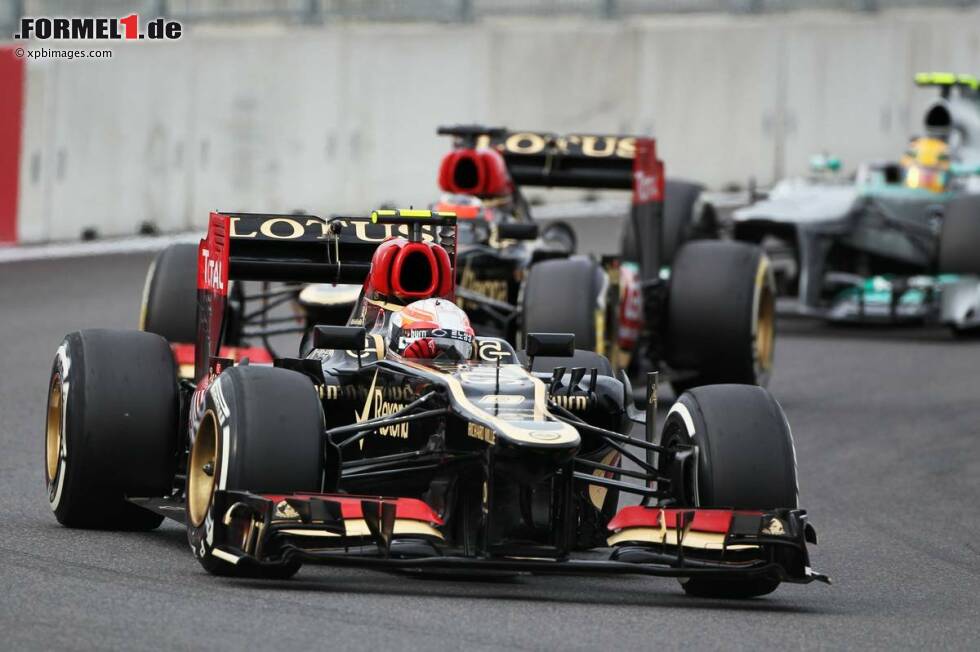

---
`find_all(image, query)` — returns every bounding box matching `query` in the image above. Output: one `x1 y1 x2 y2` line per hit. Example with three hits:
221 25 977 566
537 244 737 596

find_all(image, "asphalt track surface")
2 252 979 650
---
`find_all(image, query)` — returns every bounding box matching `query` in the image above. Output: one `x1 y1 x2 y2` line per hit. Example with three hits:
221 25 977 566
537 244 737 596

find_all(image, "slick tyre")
140 243 199 343
522 257 604 351
937 195 980 275
620 179 711 265
666 241 776 393
659 384 798 598
45 330 178 529
186 366 323 579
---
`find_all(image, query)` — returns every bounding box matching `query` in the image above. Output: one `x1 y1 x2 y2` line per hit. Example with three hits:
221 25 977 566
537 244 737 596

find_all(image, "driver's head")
388 298 474 362
901 137 950 192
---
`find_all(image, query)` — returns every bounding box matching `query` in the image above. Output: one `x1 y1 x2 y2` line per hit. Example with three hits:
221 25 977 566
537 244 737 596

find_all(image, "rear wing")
437 124 664 199
915 72 979 98
438 124 665 282
195 210 457 380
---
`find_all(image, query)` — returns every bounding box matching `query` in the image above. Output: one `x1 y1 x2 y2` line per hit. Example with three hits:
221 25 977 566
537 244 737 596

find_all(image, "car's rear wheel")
522 257 604 352
186 366 323 578
658 384 798 598
666 241 776 393
140 243 199 343
46 330 178 529
620 179 717 265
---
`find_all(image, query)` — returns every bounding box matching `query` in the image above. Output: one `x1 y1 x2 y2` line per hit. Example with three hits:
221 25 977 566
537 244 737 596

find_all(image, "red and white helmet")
388 298 475 362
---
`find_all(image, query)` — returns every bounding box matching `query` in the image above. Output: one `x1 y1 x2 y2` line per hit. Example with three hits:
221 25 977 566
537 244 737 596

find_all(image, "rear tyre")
620 179 713 265
666 241 776 393
46 330 178 529
522 257 604 351
186 366 323 579
658 384 798 598
938 195 980 275
140 243 199 343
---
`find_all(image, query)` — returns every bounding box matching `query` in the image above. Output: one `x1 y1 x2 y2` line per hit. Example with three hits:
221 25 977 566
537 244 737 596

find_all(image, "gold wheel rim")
756 284 775 371
188 410 219 527
46 375 63 482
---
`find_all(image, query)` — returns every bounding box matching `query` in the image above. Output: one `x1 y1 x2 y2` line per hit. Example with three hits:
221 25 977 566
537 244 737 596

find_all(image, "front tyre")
46 330 178 529
522 257 605 351
666 241 776 393
658 384 798 598
186 366 323 578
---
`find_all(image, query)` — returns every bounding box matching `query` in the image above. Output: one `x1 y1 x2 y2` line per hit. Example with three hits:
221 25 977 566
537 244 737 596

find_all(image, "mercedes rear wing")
915 72 979 99
194 210 457 380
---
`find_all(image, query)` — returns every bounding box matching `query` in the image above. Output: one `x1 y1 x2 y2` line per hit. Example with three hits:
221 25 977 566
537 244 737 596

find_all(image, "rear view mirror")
524 333 574 371
313 325 366 351
496 222 539 241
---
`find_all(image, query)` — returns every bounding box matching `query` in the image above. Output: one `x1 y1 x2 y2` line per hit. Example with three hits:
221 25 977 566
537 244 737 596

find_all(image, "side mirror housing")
525 332 575 358
313 325 366 351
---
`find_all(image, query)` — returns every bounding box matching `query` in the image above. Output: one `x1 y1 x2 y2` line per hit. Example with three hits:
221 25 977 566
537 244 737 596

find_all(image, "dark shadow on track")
227 573 833 615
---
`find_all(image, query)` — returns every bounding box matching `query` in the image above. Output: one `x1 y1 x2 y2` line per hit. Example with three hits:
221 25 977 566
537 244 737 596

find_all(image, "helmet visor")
396 329 474 361
428 335 474 361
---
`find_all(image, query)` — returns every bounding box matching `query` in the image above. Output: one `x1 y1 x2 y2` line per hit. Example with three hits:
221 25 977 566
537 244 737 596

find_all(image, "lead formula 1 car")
45 209 826 598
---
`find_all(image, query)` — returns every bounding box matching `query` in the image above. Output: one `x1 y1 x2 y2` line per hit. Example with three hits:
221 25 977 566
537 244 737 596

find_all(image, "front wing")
201 491 829 585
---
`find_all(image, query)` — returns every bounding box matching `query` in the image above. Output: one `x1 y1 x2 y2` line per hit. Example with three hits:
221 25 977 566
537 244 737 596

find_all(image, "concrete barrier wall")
10 7 980 242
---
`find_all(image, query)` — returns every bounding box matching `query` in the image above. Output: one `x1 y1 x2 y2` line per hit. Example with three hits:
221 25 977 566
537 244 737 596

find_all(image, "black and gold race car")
47 210 826 598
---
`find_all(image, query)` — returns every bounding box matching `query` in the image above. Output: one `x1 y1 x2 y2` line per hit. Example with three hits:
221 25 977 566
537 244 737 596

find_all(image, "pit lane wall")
1 7 979 244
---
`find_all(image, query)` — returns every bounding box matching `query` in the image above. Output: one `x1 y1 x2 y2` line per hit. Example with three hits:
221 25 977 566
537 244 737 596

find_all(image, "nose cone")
493 420 580 483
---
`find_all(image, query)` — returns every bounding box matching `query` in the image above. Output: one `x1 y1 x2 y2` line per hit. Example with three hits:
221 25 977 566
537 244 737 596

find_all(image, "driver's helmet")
901 137 951 192
387 298 475 362
435 194 487 220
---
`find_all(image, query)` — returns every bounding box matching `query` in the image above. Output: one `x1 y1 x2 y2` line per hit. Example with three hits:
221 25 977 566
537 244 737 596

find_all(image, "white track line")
0 232 200 264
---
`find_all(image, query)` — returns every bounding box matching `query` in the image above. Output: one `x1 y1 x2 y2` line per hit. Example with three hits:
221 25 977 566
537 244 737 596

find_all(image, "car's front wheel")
186 365 324 578
658 384 798 598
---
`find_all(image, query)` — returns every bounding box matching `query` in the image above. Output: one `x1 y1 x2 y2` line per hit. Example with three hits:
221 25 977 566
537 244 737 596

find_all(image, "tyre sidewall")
47 334 95 523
